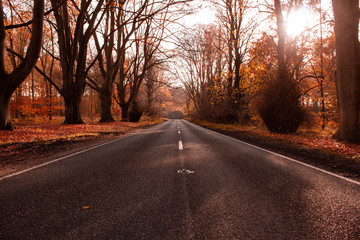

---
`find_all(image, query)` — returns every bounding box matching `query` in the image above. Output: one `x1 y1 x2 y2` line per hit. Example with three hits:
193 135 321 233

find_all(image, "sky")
163 0 334 51
181 0 334 31
181 0 216 26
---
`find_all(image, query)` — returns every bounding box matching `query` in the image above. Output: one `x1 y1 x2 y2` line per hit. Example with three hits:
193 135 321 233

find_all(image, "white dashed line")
179 141 184 150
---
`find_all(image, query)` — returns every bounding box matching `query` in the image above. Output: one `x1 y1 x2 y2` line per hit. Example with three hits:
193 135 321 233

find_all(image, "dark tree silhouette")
50 0 105 124
0 0 44 130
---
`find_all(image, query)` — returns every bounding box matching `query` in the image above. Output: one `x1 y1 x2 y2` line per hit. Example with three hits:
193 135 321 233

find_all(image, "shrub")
258 79 306 133
129 102 143 122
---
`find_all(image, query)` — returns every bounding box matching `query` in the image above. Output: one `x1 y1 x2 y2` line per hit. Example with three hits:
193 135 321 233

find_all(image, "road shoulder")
195 123 360 182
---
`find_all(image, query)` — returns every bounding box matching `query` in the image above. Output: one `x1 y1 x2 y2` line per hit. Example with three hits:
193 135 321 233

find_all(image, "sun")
286 7 317 37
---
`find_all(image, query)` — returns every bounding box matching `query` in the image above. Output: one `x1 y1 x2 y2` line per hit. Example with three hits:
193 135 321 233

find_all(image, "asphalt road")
1 120 360 239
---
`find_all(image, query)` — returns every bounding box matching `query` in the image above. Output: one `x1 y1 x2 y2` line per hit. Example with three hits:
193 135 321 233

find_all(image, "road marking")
178 130 181 134
187 121 360 187
179 141 184 150
177 169 195 174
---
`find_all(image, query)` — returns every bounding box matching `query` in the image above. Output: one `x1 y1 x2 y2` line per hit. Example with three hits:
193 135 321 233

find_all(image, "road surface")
1 120 359 239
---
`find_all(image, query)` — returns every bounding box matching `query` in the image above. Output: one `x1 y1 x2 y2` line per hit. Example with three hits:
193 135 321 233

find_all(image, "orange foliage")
10 96 62 119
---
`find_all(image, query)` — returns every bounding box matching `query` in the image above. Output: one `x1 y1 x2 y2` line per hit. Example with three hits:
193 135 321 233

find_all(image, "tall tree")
142 61 168 116
257 0 306 133
0 0 44 130
89 0 145 122
88 0 124 122
114 0 179 122
332 0 360 142
212 0 257 122
115 14 156 122
50 0 105 124
175 25 228 121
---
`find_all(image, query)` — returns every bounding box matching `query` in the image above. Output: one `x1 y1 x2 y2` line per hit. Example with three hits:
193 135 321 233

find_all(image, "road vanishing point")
1 120 359 239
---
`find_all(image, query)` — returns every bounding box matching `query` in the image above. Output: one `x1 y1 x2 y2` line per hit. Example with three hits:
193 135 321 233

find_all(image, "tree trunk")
274 0 286 78
120 103 129 122
63 94 84 124
0 0 44 130
0 90 12 130
146 93 153 115
320 81 326 130
332 0 360 142
49 84 52 121
99 88 114 122
15 86 22 118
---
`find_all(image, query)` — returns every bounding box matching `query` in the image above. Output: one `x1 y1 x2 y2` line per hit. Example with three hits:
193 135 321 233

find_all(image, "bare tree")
49 0 105 124
142 61 169 116
88 0 126 122
0 0 44 130
87 0 190 122
175 25 228 121
39 25 58 121
113 0 187 122
88 0 151 122
115 13 156 122
212 0 257 122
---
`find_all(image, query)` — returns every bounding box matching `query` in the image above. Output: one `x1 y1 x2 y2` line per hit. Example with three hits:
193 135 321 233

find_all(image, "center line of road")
179 140 183 150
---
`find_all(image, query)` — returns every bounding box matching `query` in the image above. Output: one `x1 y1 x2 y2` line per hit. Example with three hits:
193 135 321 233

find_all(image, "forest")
0 0 359 143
